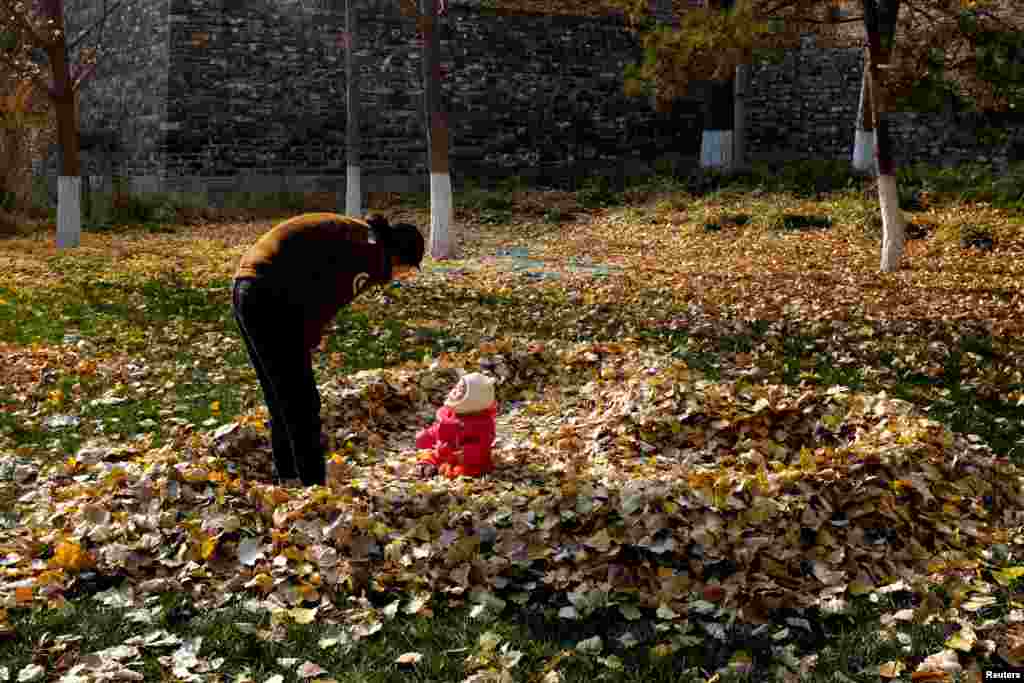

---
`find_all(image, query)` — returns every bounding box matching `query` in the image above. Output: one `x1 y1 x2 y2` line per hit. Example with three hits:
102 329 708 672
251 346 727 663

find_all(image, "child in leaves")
415 372 498 478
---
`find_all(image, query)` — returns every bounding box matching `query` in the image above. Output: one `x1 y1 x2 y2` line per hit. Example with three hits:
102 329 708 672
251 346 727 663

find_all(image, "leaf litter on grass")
2 338 1024 679
1 190 1023 680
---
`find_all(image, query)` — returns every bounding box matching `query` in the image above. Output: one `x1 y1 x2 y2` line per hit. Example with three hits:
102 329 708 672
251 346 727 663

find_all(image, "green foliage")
897 161 1024 210
651 158 676 178
620 2 774 103
0 29 17 51
108 195 170 225
496 175 526 195
712 160 859 198
959 10 1024 108
977 126 1011 147
459 184 515 224
616 0 1024 120
892 48 974 114
576 175 622 208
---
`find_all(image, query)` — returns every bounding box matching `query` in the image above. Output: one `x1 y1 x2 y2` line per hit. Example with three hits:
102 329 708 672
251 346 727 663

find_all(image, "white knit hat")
445 372 495 414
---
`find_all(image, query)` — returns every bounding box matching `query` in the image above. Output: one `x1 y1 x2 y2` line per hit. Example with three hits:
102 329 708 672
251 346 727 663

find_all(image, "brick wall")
46 0 699 199
36 0 1024 203
746 36 1024 171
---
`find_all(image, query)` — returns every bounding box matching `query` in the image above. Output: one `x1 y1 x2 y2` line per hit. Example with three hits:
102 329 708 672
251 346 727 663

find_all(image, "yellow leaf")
945 624 976 651
35 569 65 586
290 607 318 624
994 566 1024 586
200 536 219 560
52 541 94 571
650 642 675 658
878 661 904 678
245 573 273 593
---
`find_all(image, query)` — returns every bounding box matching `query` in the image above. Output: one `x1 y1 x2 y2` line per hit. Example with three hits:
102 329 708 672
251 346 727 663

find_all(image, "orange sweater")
234 213 392 350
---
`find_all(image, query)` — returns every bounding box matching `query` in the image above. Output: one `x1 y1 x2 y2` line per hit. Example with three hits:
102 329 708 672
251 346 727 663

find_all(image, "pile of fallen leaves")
2 339 1022 651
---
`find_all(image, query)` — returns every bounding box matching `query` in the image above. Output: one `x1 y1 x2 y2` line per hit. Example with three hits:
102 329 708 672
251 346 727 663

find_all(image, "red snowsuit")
415 403 497 478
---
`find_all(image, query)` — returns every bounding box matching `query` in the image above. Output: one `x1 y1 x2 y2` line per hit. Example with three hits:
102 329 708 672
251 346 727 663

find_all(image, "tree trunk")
48 22 82 249
733 63 750 171
345 0 361 217
700 79 735 171
852 48 876 174
422 0 454 259
863 0 905 272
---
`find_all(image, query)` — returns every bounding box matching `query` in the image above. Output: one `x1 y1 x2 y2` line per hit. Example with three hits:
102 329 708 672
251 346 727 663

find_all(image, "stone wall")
745 36 1024 172
66 0 170 185
47 0 700 200
40 2 1024 204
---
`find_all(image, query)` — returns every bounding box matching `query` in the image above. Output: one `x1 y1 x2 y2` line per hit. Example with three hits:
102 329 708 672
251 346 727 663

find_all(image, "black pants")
232 278 326 485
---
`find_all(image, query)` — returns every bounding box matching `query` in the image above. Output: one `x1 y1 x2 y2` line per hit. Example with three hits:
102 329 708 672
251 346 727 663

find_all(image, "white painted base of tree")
852 130 876 174
428 172 454 260
345 164 361 218
877 173 905 272
700 130 734 170
57 176 82 249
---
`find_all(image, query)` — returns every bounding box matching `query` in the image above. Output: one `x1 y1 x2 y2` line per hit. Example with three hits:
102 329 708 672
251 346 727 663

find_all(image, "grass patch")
0 586 977 682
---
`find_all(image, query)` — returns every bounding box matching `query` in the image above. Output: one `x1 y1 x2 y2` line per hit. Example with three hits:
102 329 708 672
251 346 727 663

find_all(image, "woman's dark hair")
365 214 425 269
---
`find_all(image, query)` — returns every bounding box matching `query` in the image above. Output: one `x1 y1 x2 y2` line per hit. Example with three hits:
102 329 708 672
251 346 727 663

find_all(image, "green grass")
0 582 970 682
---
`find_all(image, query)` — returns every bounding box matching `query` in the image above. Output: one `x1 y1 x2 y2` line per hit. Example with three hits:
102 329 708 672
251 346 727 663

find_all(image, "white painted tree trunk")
863 0 906 272
428 171 453 259
344 0 361 218
852 58 876 174
878 173 905 272
853 129 876 173
345 164 361 216
701 130 734 169
422 0 454 260
57 175 81 249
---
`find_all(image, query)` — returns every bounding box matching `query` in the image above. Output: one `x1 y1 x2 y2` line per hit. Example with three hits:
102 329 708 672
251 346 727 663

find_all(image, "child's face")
448 379 467 405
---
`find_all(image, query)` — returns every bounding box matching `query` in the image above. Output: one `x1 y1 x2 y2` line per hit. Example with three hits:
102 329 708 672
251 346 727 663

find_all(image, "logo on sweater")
353 272 371 297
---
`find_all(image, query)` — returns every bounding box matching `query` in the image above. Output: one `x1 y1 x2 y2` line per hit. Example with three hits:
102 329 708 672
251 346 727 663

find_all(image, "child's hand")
439 464 465 478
